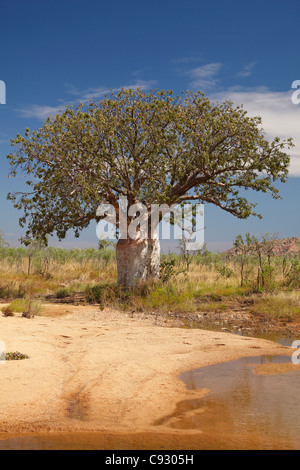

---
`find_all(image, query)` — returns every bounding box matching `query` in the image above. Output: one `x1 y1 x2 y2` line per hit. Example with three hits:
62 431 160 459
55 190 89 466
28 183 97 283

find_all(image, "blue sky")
0 0 299 251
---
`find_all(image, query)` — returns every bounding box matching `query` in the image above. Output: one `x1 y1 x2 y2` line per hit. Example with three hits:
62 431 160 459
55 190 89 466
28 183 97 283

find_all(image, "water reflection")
175 355 300 449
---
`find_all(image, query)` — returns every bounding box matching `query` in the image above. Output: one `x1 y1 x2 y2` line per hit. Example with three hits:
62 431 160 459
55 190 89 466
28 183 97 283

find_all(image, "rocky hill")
225 237 300 257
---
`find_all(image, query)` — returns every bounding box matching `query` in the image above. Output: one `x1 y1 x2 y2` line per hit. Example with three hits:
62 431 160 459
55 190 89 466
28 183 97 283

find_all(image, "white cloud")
17 104 64 120
186 62 223 89
62 80 156 102
62 84 112 101
63 83 81 95
212 87 300 177
237 61 257 78
15 80 156 120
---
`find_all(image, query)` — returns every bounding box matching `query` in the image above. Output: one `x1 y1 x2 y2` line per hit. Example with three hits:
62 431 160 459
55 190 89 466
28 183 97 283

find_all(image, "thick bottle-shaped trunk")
116 237 160 288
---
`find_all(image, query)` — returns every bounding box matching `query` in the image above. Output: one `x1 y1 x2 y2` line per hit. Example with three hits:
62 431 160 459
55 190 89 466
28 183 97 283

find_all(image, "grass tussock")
1 305 14 317
249 292 300 321
2 298 45 317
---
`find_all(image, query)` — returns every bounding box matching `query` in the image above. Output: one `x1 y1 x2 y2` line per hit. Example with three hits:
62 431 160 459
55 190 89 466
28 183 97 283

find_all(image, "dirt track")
0 304 294 434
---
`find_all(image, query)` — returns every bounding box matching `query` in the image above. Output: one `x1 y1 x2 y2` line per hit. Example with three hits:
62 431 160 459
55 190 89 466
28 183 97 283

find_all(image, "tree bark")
116 237 160 288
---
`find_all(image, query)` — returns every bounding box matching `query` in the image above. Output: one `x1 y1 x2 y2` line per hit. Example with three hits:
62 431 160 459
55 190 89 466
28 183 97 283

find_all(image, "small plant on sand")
1 305 14 317
3 351 30 361
22 298 44 318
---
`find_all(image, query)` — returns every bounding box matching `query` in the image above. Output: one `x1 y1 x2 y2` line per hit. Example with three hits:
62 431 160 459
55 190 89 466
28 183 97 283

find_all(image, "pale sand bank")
0 305 293 434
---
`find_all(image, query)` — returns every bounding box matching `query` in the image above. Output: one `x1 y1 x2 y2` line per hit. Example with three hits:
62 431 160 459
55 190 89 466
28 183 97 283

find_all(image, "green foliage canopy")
6 88 293 244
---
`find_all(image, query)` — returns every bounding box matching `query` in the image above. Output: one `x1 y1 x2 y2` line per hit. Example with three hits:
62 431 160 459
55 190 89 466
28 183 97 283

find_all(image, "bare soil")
0 303 294 435
44 291 300 341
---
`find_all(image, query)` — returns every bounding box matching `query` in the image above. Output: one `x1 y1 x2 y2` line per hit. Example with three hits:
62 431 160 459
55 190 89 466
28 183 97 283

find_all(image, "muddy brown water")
1 354 300 450
174 355 300 450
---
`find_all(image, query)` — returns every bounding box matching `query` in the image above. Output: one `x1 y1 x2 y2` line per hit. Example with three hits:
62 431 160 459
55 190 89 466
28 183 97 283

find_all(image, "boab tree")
7 88 293 288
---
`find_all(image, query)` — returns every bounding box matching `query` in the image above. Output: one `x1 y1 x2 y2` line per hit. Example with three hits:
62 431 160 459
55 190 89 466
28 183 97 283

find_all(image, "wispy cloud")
15 79 157 120
131 67 152 77
212 87 300 177
17 104 64 120
237 61 257 78
62 84 111 100
64 79 157 104
186 62 223 89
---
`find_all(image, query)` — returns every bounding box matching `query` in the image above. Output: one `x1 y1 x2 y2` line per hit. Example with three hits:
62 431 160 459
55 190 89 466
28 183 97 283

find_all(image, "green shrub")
56 287 71 299
217 265 234 278
85 283 123 309
8 298 27 312
286 259 300 288
2 298 44 317
160 259 177 283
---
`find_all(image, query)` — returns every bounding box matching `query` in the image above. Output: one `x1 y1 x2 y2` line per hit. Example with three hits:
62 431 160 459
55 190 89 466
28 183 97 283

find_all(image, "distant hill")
225 237 300 257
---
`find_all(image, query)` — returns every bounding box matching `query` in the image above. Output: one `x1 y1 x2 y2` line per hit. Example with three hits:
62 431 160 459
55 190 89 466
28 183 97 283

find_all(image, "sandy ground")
0 304 294 435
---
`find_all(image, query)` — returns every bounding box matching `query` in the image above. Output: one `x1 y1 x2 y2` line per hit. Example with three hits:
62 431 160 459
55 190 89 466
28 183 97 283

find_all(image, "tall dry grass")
0 247 117 299
0 246 299 320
